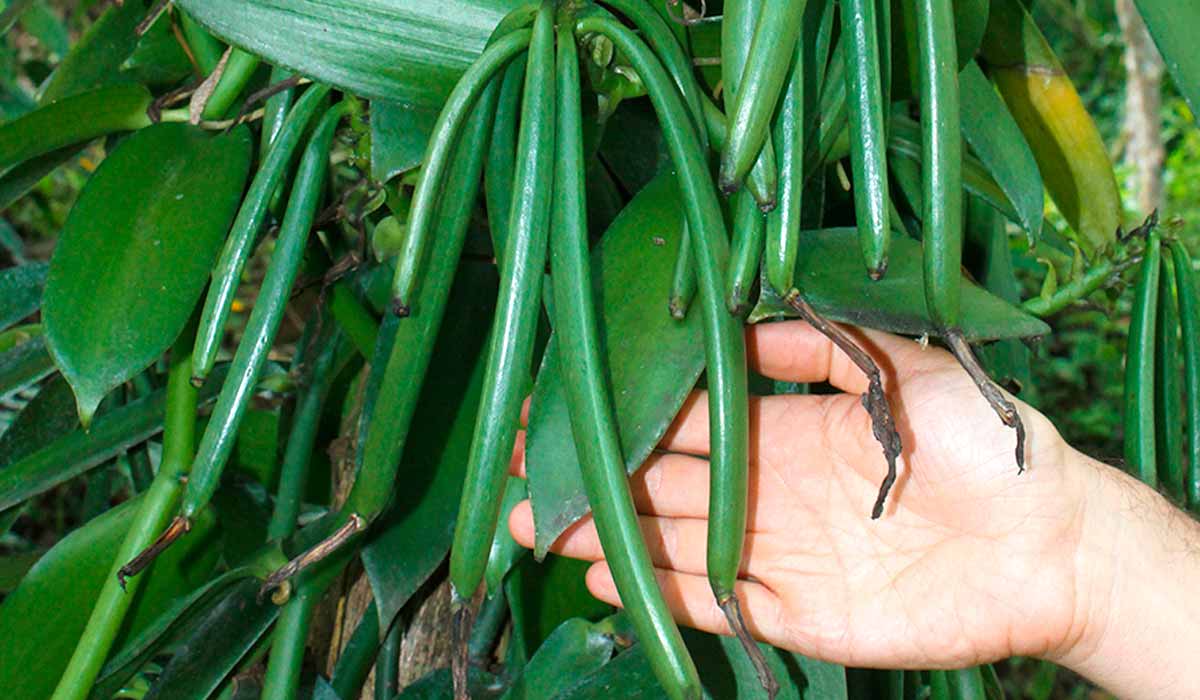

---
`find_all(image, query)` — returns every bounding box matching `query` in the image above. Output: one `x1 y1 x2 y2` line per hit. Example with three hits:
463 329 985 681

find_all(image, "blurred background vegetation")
0 1 1193 698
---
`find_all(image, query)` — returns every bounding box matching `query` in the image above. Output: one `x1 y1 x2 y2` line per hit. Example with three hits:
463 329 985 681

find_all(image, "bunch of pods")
97 0 1149 698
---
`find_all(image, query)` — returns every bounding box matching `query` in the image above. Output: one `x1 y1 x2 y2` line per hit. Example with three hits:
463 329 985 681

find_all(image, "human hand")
508 320 1091 670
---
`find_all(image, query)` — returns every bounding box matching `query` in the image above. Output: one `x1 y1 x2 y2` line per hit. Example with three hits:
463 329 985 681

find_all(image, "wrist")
1052 452 1200 699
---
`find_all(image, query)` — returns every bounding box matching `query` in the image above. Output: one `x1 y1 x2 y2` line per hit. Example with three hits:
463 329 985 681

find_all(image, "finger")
509 429 526 478
746 319 953 390
508 499 534 549
521 396 531 427
538 510 770 580
661 390 852 463
628 452 711 519
585 561 783 644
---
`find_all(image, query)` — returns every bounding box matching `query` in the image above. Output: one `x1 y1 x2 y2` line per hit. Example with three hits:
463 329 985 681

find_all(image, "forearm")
1055 451 1200 699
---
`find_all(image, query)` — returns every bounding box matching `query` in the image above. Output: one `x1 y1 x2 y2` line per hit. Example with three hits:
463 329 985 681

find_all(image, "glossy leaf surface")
0 500 220 700
0 367 225 511
0 262 46 332
360 261 497 630
501 618 615 700
527 173 703 558
1134 0 1200 115
143 578 279 700
371 100 438 183
750 228 1049 341
959 61 1043 241
0 84 151 175
175 0 524 106
42 123 252 424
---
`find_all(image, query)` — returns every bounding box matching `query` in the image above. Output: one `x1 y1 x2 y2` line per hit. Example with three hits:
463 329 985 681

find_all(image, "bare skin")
508 320 1200 699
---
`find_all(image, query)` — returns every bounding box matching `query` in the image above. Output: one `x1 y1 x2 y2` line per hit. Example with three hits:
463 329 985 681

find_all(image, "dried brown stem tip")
117 516 191 590
451 600 473 700
257 513 366 601
719 594 779 699
945 330 1027 472
784 293 902 519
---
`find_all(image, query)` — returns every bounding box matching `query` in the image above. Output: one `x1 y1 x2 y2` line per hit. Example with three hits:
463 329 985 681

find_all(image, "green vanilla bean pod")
261 67 296 161
765 37 804 296
1168 240 1200 510
1156 250 1184 499
727 190 765 315
256 46 511 602
192 84 332 383
720 0 772 315
843 0 891 278
575 11 772 698
448 0 555 613
669 225 697 319
485 59 527 261
547 20 701 700
915 0 963 326
1125 229 1161 486
720 0 806 191
50 322 202 700
918 0 1025 469
704 100 777 208
600 0 708 148
267 324 345 541
600 0 710 321
389 7 538 316
721 0 779 207
201 48 261 121
159 104 347 554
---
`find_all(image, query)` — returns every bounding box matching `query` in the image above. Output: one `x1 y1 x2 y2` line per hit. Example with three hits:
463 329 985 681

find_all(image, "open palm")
509 320 1090 669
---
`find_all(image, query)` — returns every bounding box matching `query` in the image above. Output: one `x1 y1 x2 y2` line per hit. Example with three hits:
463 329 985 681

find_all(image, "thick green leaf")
175 0 524 106
966 196 1032 391
501 618 615 700
371 100 438 183
37 0 145 103
0 499 220 700
396 668 505 699
0 145 82 211
0 373 76 466
120 11 194 88
0 367 225 511
0 83 150 175
558 628 846 699
42 122 252 424
360 261 498 631
0 262 46 332
1134 0 1200 116
90 568 256 700
527 172 703 557
960 61 1043 242
20 1 68 58
509 555 612 657
0 550 40 594
888 117 1020 227
750 228 1049 340
0 334 53 397
144 577 279 700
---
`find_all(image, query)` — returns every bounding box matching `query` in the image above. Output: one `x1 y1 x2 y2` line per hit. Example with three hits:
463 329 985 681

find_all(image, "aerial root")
945 330 1026 472
784 293 903 518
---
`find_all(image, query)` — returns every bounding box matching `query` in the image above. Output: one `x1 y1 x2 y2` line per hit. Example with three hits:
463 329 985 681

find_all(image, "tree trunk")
1117 0 1166 216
